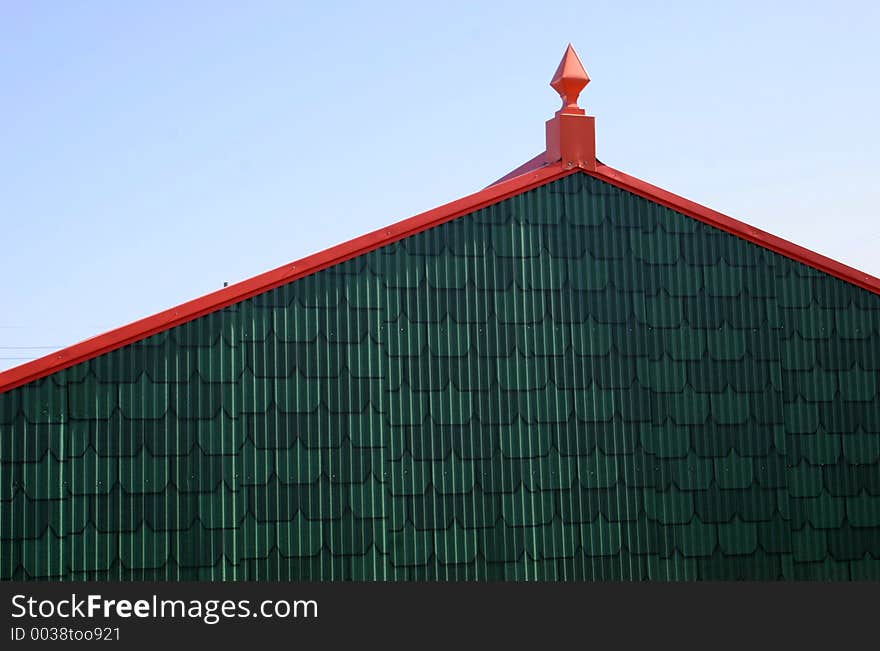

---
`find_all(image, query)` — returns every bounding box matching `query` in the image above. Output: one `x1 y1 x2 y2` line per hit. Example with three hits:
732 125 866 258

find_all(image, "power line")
0 346 62 350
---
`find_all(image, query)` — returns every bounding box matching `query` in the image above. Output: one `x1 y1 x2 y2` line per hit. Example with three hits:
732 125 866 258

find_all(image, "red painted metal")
545 114 597 170
545 44 596 170
0 165 572 394
550 43 591 115
485 152 548 188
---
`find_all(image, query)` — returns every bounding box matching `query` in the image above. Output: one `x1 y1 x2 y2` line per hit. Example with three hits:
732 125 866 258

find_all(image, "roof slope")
1 161 879 394
2 173 879 580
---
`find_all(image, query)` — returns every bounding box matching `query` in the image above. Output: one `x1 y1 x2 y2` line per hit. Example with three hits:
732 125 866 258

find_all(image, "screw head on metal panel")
550 43 590 115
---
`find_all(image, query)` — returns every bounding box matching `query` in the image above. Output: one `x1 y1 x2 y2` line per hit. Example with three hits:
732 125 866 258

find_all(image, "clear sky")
2 1 878 371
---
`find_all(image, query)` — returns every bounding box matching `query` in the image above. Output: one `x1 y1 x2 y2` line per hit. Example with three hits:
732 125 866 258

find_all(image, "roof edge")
0 163 573 394
4 160 879 394
590 163 880 296
485 152 548 188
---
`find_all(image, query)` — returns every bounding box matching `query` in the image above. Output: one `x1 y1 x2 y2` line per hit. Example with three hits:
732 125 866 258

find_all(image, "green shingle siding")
1 172 879 580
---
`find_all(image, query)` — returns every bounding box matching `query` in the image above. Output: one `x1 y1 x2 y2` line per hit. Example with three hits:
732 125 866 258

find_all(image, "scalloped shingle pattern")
1 173 879 580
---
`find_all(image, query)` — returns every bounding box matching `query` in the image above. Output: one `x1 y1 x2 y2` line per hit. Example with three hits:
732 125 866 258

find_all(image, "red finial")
550 44 590 115
544 44 596 170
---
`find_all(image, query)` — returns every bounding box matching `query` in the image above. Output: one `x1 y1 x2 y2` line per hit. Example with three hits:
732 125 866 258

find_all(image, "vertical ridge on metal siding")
2 172 880 580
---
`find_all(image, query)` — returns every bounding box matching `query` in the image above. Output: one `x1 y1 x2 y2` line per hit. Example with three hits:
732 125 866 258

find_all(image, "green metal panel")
1 172 879 580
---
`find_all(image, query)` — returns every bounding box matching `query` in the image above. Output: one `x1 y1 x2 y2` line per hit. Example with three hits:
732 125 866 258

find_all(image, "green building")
1 46 879 581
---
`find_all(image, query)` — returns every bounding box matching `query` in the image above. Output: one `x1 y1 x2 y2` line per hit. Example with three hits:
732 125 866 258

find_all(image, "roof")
1 45 878 394
7 165 880 581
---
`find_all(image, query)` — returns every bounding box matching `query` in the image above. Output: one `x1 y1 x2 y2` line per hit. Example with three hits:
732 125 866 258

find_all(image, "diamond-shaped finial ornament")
550 44 590 115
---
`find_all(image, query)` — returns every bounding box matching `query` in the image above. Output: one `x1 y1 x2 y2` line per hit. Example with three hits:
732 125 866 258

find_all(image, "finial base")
545 113 596 170
556 106 586 117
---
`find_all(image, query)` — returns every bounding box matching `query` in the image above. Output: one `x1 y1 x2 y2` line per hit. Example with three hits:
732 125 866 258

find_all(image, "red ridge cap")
0 164 571 394
485 152 548 188
590 162 880 296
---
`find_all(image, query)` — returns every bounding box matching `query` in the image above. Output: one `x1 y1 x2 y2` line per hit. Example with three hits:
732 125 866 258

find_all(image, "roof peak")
3 45 880 394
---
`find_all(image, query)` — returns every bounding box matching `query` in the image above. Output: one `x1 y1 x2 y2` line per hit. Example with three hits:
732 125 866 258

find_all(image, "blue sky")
1 1 878 370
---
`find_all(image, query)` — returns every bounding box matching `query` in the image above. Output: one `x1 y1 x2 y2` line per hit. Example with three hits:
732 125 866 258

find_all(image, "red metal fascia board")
0 164 572 394
589 163 880 296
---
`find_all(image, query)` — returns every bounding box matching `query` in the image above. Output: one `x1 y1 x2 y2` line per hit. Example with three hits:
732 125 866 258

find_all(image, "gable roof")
2 47 878 394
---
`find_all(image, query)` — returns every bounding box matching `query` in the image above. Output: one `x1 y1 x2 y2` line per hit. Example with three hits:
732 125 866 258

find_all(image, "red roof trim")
589 163 880 296
3 159 879 394
0 164 572 393
486 153 548 188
